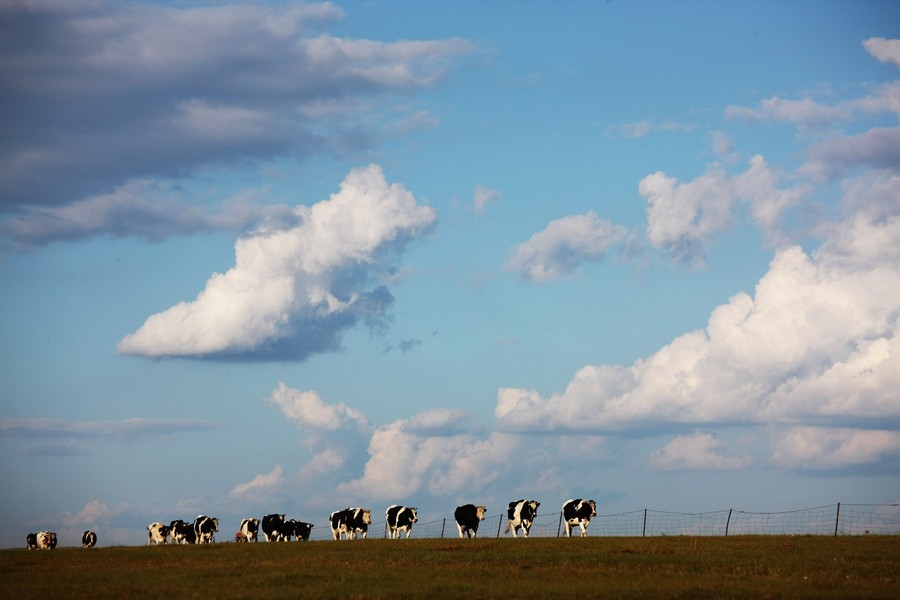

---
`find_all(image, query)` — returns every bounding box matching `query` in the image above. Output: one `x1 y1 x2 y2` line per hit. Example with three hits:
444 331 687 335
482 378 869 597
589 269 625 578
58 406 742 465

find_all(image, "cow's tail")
503 520 511 534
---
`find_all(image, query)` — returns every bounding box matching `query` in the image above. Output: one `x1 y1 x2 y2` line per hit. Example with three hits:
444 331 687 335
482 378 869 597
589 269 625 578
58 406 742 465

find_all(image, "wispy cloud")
0 1 473 244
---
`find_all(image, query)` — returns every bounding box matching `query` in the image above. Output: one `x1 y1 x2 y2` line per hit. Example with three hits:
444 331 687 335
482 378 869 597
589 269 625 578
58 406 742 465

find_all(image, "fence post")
440 518 445 539
642 509 647 537
497 515 503 538
725 508 733 537
834 503 841 537
557 511 563 537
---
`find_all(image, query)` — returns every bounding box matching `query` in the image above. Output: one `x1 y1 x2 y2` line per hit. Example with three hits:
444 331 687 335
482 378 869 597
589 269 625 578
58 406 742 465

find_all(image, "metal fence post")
642 509 647 537
440 518 445 539
557 511 563 537
725 508 733 537
834 503 841 537
497 515 503 538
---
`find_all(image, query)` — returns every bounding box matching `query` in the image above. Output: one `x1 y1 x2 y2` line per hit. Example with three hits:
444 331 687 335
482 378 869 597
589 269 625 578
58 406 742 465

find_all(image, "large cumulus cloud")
118 165 436 360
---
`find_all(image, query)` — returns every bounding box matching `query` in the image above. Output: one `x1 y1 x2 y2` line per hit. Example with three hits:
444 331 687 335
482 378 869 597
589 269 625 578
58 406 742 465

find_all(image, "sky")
1 0 899 547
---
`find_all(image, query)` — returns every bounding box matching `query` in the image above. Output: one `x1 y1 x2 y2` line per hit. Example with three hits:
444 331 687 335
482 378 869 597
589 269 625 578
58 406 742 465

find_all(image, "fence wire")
302 503 899 541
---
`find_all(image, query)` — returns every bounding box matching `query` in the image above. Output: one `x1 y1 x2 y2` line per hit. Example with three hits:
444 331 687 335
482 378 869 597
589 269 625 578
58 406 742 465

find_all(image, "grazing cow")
26 533 39 550
170 520 195 544
82 530 97 548
147 522 170 545
330 508 371 540
562 499 597 538
238 518 259 542
385 505 418 539
262 514 288 542
454 504 487 539
194 515 218 544
505 499 540 538
288 520 314 541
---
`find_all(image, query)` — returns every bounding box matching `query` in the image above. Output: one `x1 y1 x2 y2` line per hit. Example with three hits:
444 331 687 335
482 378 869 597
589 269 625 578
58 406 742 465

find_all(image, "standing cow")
82 530 97 548
147 522 170 545
238 518 259 542
287 520 314 541
505 499 540 538
194 515 218 544
330 508 371 540
37 531 57 549
26 533 38 550
385 505 418 539
170 519 195 544
562 499 597 538
262 514 288 542
454 504 487 538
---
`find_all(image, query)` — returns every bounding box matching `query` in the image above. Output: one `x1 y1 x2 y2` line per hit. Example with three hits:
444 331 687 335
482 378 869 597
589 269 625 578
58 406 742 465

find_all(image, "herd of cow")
26 498 598 549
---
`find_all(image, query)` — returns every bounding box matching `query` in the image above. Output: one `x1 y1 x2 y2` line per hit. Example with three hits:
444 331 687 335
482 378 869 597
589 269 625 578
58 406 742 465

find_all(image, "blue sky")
1 0 899 547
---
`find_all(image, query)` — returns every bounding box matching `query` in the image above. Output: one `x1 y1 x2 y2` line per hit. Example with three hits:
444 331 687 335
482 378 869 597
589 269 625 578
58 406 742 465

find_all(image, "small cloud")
230 465 285 497
609 120 693 139
771 427 900 470
863 37 900 67
505 211 627 282
472 185 501 215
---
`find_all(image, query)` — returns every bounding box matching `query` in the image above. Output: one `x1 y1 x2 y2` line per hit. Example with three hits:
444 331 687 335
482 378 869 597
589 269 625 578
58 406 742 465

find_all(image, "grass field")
3 536 898 599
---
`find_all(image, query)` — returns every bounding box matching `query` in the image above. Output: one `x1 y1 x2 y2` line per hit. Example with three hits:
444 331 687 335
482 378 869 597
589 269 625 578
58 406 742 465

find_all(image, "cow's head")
362 509 372 524
410 508 418 523
475 506 486 520
211 518 219 531
588 500 597 517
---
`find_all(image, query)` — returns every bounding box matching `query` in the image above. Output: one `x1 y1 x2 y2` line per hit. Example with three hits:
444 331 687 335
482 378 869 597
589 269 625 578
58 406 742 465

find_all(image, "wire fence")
303 503 900 541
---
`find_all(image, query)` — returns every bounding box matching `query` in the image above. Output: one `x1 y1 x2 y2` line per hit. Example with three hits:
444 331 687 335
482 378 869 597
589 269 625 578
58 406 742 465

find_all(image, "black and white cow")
238 518 259 542
194 515 218 544
385 505 418 539
562 499 597 538
37 531 57 549
505 499 540 538
262 514 288 542
26 533 38 550
169 519 196 544
330 508 371 540
287 520 314 541
148 522 170 545
454 504 487 539
82 530 97 548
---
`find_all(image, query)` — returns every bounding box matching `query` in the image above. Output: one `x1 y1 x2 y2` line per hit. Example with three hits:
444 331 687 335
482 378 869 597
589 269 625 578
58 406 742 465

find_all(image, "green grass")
3 536 898 599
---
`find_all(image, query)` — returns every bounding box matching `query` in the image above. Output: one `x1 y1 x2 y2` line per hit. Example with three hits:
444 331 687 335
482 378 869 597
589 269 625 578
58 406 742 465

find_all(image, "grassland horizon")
4 536 897 598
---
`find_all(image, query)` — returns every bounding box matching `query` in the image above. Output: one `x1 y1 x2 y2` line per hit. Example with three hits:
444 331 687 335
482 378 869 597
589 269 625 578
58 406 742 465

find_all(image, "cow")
288 520 314 541
262 514 288 542
330 508 371 540
37 531 57 549
26 533 38 550
454 504 487 539
562 499 597 538
194 515 218 544
147 522 170 545
170 519 195 544
238 518 259 543
82 530 97 548
385 505 418 539
505 499 540 538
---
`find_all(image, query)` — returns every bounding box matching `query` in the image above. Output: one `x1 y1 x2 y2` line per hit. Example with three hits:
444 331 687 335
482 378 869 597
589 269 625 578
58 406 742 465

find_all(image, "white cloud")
230 465 284 497
651 431 751 471
266 382 369 432
640 156 811 263
610 120 693 139
771 427 900 469
725 96 850 126
496 197 900 439
863 37 900 67
505 211 627 281
118 165 436 360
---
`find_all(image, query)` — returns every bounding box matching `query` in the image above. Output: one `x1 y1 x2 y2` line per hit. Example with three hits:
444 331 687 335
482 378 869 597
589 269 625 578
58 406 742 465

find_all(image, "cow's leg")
457 524 465 538
580 522 588 537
